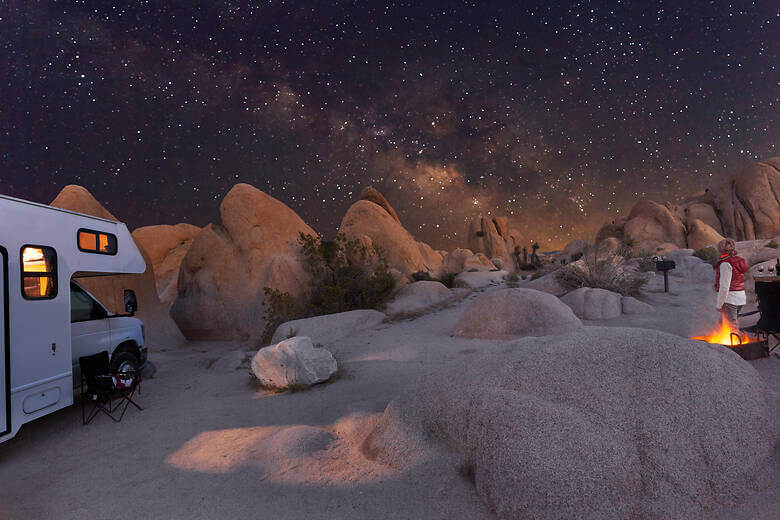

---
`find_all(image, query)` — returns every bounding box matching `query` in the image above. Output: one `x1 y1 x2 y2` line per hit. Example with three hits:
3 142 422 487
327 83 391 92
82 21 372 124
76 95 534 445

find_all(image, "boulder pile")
596 157 780 252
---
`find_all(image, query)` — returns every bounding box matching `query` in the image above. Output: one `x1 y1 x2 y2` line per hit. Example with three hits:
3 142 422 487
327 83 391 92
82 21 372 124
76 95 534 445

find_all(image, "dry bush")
555 247 647 296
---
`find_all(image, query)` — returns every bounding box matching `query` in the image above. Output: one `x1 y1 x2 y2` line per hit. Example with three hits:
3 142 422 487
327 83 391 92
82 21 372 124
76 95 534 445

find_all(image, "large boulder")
362 327 776 520
171 184 316 340
711 157 780 240
50 186 185 347
50 185 117 221
623 200 687 251
385 281 453 317
686 219 724 251
270 309 386 345
338 190 438 276
452 288 582 339
132 223 200 306
251 336 337 389
560 287 622 320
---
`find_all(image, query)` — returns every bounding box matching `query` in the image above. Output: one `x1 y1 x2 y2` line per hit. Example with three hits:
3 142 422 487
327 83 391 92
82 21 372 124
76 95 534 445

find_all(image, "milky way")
1 1 777 249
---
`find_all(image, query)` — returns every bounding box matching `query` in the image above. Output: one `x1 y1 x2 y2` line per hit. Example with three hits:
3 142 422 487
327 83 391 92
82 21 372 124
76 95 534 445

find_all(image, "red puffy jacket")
714 255 748 291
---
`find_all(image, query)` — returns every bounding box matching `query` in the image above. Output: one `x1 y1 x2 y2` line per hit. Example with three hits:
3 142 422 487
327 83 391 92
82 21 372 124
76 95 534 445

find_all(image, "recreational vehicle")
0 194 147 443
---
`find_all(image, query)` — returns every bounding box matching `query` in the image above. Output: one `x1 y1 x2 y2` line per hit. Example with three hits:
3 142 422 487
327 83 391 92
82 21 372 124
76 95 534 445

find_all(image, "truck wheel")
110 351 140 375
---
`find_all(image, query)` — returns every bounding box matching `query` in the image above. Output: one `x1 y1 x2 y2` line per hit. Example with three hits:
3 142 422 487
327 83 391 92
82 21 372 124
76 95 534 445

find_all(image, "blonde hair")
717 238 736 255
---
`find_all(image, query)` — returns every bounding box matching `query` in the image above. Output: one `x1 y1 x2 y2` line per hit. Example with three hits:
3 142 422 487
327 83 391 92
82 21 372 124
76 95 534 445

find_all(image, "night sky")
2 1 777 249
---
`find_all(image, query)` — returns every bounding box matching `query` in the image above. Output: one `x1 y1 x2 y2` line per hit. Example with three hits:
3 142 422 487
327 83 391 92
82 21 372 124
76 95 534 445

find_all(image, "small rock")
251 336 337 389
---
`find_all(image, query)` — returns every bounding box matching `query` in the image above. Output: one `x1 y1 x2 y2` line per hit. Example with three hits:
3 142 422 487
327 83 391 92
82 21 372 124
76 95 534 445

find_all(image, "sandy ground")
0 272 777 520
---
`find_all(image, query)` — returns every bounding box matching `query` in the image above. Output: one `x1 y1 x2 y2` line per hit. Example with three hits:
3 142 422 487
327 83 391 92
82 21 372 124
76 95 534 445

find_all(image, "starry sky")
1 1 777 249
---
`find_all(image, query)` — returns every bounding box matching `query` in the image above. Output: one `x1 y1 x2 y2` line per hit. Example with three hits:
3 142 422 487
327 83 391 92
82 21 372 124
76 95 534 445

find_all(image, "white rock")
385 281 453 316
560 287 622 320
453 270 507 289
621 296 654 314
251 336 337 389
271 309 386 345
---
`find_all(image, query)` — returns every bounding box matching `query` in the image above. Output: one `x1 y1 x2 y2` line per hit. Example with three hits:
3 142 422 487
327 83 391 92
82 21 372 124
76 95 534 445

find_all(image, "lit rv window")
21 246 58 300
77 229 117 255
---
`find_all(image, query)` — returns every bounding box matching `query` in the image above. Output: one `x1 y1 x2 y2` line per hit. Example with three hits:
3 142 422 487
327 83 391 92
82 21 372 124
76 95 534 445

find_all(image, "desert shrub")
438 272 457 288
616 235 636 258
507 273 519 283
636 255 656 272
530 270 544 280
693 246 719 266
766 240 779 249
261 233 396 343
555 248 647 296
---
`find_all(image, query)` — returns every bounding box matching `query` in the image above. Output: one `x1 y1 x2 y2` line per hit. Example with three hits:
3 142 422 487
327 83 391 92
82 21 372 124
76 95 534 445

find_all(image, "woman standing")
714 238 749 328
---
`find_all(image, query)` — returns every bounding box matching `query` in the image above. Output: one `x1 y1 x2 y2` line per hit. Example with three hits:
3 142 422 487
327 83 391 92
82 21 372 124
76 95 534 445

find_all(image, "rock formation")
441 249 496 274
338 188 442 276
50 186 185 347
171 183 315 340
712 157 780 240
467 215 525 271
596 157 780 251
685 218 724 251
132 223 200 307
363 327 776 520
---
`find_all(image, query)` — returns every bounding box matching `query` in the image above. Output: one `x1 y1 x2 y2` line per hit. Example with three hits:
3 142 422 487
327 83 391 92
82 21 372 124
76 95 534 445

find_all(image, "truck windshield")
70 283 107 322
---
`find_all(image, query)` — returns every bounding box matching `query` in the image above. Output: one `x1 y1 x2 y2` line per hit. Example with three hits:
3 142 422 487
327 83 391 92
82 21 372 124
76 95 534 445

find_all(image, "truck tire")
110 351 140 375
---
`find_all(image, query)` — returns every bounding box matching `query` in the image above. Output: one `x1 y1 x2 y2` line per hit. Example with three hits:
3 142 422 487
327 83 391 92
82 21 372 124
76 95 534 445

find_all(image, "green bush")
262 233 396 343
693 246 719 266
766 240 779 249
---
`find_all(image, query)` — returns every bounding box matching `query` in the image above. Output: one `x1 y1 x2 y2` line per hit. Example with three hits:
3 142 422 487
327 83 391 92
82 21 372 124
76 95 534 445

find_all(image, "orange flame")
691 316 755 346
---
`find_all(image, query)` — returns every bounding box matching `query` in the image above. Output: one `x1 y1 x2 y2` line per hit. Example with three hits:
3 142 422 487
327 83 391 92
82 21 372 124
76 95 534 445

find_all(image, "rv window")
21 246 58 300
77 229 117 255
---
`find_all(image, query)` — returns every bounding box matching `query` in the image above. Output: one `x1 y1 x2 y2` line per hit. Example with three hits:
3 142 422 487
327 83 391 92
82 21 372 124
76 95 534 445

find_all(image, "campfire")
691 316 768 360
691 316 757 346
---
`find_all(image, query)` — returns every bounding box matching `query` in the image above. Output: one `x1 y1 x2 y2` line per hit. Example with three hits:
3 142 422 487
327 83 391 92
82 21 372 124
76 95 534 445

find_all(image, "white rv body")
0 194 145 443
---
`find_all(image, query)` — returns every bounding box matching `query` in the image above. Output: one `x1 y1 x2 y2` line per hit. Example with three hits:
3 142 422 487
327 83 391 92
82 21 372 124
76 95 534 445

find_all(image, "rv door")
1 246 9 437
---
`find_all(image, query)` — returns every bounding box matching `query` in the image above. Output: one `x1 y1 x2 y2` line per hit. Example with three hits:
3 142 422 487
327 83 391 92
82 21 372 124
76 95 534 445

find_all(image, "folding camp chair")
79 351 143 425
